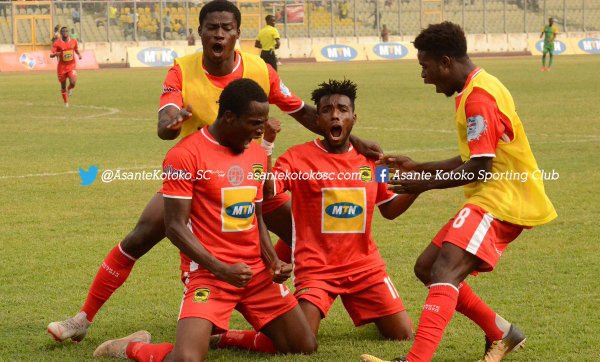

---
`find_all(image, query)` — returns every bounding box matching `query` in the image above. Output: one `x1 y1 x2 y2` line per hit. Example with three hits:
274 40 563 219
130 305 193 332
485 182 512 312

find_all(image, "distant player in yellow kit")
361 21 557 362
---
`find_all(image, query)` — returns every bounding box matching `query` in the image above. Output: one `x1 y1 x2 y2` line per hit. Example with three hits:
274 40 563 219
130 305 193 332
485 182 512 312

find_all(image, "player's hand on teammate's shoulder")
215 262 253 288
166 104 193 130
351 136 383 160
378 154 418 172
264 117 281 143
388 177 430 195
270 259 292 284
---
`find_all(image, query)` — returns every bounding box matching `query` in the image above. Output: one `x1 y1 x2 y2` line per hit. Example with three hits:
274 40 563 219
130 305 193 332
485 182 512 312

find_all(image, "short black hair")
199 0 241 29
413 21 467 59
218 79 268 118
60 26 68 32
265 15 274 22
311 79 358 110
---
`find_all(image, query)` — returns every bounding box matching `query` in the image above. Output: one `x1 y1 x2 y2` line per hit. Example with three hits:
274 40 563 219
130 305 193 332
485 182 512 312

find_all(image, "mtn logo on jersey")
225 202 255 218
359 166 372 182
221 186 257 232
321 188 366 233
325 203 364 218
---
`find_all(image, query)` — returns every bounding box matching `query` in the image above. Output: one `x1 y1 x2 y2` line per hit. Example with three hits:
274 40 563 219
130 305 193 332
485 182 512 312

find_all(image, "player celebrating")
50 26 81 107
361 22 556 362
93 79 317 362
540 17 558 72
47 0 380 343
210 79 417 354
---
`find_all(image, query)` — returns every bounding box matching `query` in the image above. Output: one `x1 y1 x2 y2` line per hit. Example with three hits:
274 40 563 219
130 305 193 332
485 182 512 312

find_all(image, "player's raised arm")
164 197 252 288
378 194 419 220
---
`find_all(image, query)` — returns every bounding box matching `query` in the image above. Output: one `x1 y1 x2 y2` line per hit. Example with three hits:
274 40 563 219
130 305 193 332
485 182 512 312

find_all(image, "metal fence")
1 0 599 45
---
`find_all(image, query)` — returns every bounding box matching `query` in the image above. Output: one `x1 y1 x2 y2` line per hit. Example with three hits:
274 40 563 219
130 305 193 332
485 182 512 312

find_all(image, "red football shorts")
432 204 525 272
57 68 76 83
179 268 297 333
294 267 405 326
262 192 290 215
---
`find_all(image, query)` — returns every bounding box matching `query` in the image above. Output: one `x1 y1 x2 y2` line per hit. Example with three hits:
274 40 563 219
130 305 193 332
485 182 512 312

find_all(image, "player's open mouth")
329 125 343 139
212 43 224 55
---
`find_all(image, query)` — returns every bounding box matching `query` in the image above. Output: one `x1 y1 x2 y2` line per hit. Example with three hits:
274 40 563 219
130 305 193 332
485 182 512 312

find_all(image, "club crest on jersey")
467 115 487 142
193 288 210 303
279 80 291 97
252 163 264 181
359 166 372 182
321 188 366 233
221 186 257 232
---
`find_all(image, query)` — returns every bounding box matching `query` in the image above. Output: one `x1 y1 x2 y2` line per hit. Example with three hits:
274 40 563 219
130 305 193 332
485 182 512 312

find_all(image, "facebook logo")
375 166 389 183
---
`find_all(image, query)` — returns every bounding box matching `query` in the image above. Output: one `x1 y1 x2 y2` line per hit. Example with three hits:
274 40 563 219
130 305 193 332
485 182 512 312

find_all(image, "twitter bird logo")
79 166 99 186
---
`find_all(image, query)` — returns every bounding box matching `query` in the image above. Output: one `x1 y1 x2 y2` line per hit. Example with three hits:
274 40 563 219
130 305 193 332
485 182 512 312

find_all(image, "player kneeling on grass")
93 79 316 361
210 79 418 354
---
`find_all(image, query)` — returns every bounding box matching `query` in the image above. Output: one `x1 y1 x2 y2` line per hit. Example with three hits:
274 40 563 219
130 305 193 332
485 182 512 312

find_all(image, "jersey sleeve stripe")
158 103 181 113
162 194 193 199
285 101 305 114
376 193 399 206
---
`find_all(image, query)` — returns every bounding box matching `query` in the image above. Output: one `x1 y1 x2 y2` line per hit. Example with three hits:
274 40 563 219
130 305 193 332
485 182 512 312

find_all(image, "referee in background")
255 15 280 71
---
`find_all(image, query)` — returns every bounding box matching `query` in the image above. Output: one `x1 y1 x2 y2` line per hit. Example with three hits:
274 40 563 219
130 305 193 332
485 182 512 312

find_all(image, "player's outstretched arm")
289 104 320 135
387 156 493 194
164 197 252 288
256 202 291 284
157 104 192 140
378 194 419 220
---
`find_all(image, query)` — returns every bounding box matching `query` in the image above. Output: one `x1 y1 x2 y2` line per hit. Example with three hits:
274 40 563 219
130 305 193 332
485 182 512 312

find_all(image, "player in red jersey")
50 26 81 107
47 0 381 344
93 79 316 362
210 80 418 354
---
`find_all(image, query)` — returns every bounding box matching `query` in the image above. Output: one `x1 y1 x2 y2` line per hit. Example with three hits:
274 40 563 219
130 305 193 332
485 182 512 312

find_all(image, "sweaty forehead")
203 11 236 26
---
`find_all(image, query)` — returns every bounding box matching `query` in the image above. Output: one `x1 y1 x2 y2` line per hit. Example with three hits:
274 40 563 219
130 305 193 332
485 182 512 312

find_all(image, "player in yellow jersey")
361 22 556 362
255 15 280 71
48 0 382 344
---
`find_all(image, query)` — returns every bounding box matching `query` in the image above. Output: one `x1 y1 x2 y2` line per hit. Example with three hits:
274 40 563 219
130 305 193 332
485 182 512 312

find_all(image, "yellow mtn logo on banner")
222 186 257 232
321 188 366 233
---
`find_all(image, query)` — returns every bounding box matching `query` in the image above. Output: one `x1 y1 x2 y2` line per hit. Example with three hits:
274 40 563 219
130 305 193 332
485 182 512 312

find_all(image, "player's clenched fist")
215 262 253 288
270 259 292 284
264 117 281 143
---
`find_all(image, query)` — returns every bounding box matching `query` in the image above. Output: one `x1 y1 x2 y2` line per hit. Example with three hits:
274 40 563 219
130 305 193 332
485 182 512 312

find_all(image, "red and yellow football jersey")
52 38 78 71
161 126 268 276
159 50 304 135
273 139 398 284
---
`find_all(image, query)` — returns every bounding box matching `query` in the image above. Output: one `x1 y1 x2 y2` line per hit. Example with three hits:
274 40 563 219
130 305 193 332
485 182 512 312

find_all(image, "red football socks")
127 342 174 362
216 330 277 353
81 244 136 321
68 85 75 91
61 90 68 103
406 283 459 362
456 281 507 341
274 239 292 264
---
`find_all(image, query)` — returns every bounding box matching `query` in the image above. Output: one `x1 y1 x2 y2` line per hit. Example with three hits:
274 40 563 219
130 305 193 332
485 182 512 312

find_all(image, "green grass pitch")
0 55 598 361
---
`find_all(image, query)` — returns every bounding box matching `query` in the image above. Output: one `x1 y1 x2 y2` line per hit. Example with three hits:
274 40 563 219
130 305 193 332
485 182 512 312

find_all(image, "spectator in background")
177 20 186 36
109 4 118 25
163 11 171 39
51 25 60 43
70 27 79 40
380 24 389 42
72 8 80 25
186 28 195 46
338 1 348 20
